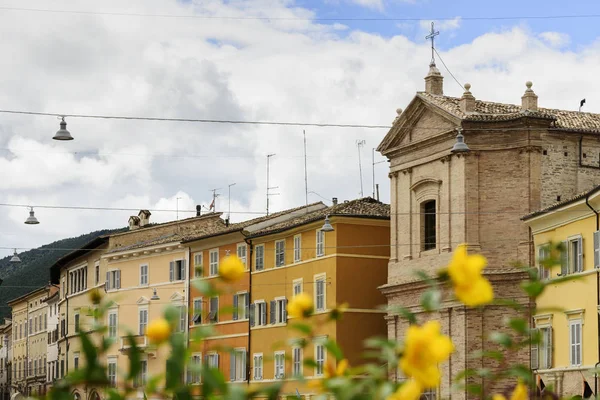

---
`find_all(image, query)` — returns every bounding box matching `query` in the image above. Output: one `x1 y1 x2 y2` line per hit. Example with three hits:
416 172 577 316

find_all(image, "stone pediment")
377 94 460 156
170 292 184 303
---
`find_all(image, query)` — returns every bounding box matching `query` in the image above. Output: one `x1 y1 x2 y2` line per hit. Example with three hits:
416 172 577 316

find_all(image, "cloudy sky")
2 0 600 257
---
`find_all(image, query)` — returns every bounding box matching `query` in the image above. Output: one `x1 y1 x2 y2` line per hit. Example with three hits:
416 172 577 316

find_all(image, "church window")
422 200 436 251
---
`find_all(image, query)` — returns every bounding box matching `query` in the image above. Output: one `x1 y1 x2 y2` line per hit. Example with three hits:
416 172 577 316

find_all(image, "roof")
247 197 390 238
50 236 109 283
522 184 600 220
109 212 223 238
418 92 600 133
7 285 50 306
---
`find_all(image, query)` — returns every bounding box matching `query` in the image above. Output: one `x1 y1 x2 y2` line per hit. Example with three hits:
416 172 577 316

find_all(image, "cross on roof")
425 21 439 67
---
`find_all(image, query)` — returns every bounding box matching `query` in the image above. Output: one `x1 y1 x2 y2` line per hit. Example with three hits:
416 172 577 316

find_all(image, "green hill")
0 228 126 320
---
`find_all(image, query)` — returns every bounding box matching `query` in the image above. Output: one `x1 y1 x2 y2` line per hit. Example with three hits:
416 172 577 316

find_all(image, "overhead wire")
433 48 464 91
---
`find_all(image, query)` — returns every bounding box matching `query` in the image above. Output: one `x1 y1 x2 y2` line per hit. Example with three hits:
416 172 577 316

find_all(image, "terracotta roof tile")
522 184 600 220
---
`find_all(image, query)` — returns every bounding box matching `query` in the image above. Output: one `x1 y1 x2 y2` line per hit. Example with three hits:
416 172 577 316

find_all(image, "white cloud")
0 0 599 259
539 32 570 48
420 17 462 32
349 0 384 11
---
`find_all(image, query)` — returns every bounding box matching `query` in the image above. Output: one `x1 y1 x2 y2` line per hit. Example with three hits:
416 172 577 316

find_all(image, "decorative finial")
464 83 471 92
525 81 533 90
425 22 440 67
396 108 403 115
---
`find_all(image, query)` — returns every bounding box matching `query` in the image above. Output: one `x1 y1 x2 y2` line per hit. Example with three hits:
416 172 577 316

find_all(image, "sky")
2 0 600 257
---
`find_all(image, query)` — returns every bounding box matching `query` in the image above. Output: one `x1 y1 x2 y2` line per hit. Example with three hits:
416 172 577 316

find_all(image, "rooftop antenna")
303 130 308 206
372 148 387 199
266 154 279 215
580 98 586 112
209 188 221 212
227 182 236 221
425 21 439 67
356 140 366 198
176 197 182 221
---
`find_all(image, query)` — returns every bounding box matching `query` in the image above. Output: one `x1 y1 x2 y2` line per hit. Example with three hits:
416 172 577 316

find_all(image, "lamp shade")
25 208 39 225
53 117 73 141
10 249 21 263
321 215 334 232
451 129 470 153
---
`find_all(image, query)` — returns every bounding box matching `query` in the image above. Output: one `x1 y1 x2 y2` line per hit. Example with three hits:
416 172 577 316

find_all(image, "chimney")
332 197 338 206
196 205 202 217
128 216 140 231
424 64 444 95
459 83 476 113
138 210 151 227
521 81 538 112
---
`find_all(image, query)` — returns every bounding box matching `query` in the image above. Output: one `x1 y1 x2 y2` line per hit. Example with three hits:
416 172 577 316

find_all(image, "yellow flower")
387 380 422 400
146 319 171 344
399 320 454 388
447 244 494 306
325 358 349 378
219 255 245 282
287 293 313 319
493 381 528 400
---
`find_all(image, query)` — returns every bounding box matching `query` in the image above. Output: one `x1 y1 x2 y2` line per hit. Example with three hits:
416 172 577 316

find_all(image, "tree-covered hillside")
0 228 125 320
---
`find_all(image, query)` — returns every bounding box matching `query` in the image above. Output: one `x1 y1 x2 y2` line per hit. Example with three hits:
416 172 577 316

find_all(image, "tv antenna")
266 154 279 215
356 140 366 197
227 182 236 220
209 188 221 212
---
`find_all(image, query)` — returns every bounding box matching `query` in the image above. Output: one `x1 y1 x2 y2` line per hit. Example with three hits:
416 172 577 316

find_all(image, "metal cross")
425 21 439 66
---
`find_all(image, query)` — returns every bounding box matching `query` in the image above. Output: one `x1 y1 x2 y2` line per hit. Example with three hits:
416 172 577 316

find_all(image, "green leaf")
508 365 533 384
507 317 529 334
289 322 313 335
521 280 545 298
489 332 513 348
126 334 142 381
388 306 417 324
420 289 441 312
324 338 344 361
191 279 219 297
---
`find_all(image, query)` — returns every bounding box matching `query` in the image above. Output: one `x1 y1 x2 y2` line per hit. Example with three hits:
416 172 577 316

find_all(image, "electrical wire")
433 48 464 91
1 6 600 22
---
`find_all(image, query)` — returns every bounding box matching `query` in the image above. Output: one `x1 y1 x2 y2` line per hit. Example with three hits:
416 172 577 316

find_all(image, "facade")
45 291 59 387
7 286 56 398
523 185 600 396
0 319 12 400
246 198 390 398
377 61 600 398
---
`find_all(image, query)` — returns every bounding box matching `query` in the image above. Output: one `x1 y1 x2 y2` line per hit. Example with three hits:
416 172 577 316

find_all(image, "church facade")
377 61 600 398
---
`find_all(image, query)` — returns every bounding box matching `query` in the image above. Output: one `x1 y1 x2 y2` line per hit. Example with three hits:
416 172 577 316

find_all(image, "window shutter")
245 295 249 320
261 303 267 325
577 238 583 272
105 272 110 290
283 298 288 321
169 262 175 282
595 231 600 268
182 259 187 279
216 354 220 368
233 295 239 321
116 270 121 289
531 328 539 370
249 304 255 327
242 350 247 381
230 352 236 381
269 301 276 324
561 241 568 275
546 327 553 369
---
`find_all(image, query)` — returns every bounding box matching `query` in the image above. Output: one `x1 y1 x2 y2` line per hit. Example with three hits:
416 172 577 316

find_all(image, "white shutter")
116 270 121 289
595 231 600 268
169 261 175 282
577 238 583 273
105 271 110 290
531 328 539 370
546 327 553 369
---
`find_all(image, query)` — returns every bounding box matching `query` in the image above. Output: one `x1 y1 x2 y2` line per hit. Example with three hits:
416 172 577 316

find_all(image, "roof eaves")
522 184 600 221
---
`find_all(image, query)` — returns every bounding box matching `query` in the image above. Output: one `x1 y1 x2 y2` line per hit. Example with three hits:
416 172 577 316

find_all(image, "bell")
321 215 334 232
53 117 73 141
10 249 21 263
25 208 39 225
451 129 470 153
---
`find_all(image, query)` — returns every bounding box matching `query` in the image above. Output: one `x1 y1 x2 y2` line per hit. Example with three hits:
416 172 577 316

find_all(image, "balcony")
119 335 156 358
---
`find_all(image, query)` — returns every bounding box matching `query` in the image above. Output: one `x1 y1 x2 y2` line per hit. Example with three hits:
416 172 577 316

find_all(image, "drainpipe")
585 193 600 396
244 237 253 386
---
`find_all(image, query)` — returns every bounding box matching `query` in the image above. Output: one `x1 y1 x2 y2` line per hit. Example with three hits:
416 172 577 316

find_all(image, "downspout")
244 237 253 386
584 193 600 396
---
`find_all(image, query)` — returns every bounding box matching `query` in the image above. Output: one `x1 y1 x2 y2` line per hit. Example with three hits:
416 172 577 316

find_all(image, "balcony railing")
119 335 147 352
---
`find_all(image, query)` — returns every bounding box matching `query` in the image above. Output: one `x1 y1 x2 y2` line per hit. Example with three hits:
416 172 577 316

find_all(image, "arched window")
421 200 436 251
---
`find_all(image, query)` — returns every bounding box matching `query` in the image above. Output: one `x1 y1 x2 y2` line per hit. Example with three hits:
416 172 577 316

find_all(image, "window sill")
419 248 438 257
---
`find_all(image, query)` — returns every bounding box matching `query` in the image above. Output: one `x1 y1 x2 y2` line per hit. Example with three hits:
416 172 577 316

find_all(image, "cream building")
45 290 60 387
0 319 12 400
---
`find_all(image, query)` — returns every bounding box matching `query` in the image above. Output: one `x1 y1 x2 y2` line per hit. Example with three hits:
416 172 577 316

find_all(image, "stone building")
377 61 600 398
0 319 12 400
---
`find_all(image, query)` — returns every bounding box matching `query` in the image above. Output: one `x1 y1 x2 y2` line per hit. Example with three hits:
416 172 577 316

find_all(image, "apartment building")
0 319 12 400
523 184 600 397
45 291 60 386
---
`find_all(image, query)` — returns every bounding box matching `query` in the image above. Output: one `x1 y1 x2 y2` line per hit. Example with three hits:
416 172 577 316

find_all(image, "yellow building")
247 198 390 398
523 185 600 397
7 285 57 397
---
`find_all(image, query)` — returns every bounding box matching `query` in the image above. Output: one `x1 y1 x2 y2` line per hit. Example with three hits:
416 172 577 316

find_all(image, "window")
275 240 285 267
169 260 186 281
189 354 202 384
34 316 38 333
532 326 553 370
209 249 219 276
293 279 303 297
315 274 326 311
108 358 117 387
95 263 100 285
292 347 302 377
294 235 302 262
316 230 325 257
194 253 203 277
73 353 79 371
422 200 436 251
209 297 219 323
537 245 551 280
421 388 436 400
237 243 247 267
315 344 325 376
192 298 202 325
134 360 147 387
272 298 287 324
274 352 285 379
230 349 247 382
233 293 249 321
140 264 148 286
108 311 118 338
177 306 186 332
561 237 583 275
569 319 582 366
74 312 80 333
595 231 600 269
255 245 264 271
106 270 121 291
254 302 267 326
253 354 263 380
206 353 219 369
139 308 148 335
69 267 88 295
